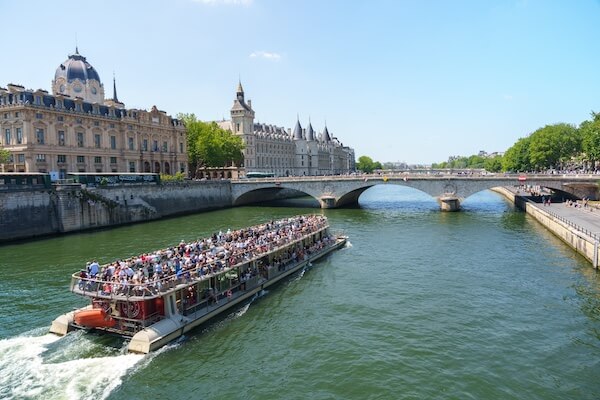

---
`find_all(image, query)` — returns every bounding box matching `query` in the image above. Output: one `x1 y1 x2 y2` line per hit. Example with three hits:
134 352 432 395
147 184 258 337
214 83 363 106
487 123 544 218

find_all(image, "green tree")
356 155 379 173
528 123 580 170
502 136 531 172
484 155 503 172
179 114 244 177
0 147 10 172
581 111 600 169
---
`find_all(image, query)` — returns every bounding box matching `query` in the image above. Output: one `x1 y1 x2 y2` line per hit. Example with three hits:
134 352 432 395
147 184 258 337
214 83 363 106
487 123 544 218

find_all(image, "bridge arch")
231 175 600 211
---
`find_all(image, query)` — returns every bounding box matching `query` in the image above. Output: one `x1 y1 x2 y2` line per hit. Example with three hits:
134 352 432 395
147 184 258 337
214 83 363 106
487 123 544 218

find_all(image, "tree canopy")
179 114 244 177
0 148 10 165
356 155 382 173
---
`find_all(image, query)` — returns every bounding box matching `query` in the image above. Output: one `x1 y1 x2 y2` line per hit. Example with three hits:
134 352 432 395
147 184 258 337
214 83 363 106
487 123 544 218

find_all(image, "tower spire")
112 72 119 102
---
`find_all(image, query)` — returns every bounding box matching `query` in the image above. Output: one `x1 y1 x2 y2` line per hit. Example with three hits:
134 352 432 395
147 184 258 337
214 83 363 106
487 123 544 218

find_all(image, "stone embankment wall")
0 181 232 242
0 188 58 241
492 187 600 267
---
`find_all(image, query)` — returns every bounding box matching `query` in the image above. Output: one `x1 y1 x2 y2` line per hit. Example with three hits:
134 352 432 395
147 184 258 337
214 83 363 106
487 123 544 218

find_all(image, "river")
1 185 599 399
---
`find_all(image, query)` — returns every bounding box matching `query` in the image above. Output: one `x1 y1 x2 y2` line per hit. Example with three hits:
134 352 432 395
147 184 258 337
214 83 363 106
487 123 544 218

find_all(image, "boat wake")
344 240 353 248
0 328 152 400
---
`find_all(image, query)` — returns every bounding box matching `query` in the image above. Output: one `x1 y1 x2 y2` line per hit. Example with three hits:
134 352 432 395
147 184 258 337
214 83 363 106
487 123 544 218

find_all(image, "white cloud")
249 51 282 61
193 0 252 5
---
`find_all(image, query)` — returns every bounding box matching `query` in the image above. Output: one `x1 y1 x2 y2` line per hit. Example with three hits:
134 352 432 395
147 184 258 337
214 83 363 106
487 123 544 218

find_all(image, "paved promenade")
511 188 600 241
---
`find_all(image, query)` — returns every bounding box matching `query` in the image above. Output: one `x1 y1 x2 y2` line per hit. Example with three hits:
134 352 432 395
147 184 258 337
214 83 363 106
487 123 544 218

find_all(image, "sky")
2 0 600 164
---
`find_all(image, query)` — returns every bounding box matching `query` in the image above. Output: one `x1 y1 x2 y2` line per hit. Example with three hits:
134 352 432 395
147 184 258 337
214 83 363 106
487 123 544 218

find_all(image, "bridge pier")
320 196 336 209
438 196 461 212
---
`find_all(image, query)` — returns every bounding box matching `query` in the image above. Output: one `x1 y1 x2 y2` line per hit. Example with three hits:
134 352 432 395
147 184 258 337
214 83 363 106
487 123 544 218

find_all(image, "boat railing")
70 222 331 301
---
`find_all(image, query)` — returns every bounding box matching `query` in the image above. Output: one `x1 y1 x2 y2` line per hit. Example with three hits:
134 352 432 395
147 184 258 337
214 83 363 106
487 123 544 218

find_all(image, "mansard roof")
0 85 183 127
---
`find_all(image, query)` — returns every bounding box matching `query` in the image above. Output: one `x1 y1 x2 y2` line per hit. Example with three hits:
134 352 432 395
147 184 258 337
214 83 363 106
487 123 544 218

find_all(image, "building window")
15 112 20 118
36 128 45 144
236 123 240 132
57 115 64 122
17 154 25 163
94 134 101 148
128 137 134 150
58 130 65 146
179 162 185 173
35 113 43 119
4 128 10 145
94 121 100 127
57 155 66 163
129 161 136 172
3 113 7 119
162 141 168 152
179 142 183 153
77 132 84 147
35 97 41 105
94 156 102 164
127 124 133 130
77 155 85 163
76 103 81 112
56 101 63 109
110 135 116 149
109 123 115 129
76 118 82 124
142 139 148 151
36 154 46 162
110 157 117 164
152 140 158 152
16 128 22 144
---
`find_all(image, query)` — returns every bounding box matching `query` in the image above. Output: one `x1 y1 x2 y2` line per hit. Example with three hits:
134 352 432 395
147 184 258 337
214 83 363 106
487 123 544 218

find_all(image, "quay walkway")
509 187 600 241
500 186 600 268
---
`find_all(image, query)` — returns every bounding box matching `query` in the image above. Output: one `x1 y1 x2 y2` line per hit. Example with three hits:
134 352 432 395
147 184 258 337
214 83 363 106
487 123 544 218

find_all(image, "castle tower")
230 81 256 169
230 80 255 135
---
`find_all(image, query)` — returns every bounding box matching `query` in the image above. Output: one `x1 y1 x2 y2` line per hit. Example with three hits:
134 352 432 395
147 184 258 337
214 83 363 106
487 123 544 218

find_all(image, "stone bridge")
231 174 600 211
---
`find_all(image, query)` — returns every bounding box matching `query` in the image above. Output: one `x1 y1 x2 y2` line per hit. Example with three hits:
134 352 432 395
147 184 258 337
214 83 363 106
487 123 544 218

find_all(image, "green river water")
1 186 599 399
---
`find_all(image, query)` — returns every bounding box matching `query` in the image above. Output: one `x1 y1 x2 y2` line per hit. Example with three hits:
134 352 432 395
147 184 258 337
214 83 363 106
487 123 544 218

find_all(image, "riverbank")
492 186 600 268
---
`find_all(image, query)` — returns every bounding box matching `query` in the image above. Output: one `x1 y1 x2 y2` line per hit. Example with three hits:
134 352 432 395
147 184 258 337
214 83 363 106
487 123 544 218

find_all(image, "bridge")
231 174 600 211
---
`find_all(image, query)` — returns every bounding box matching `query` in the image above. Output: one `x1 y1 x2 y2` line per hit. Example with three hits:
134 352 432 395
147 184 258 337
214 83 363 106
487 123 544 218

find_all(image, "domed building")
52 48 105 104
0 48 187 177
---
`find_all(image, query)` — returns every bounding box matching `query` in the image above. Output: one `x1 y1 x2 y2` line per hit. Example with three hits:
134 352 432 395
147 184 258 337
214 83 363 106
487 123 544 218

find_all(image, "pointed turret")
112 73 119 103
293 118 303 140
306 121 315 141
322 124 331 142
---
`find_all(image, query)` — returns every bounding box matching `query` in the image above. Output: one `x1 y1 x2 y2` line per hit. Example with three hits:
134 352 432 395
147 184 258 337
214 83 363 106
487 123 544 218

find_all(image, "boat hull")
74 308 116 328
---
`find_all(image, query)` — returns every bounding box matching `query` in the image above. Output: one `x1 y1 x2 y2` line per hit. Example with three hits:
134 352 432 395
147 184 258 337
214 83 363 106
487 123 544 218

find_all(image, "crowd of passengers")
77 215 333 296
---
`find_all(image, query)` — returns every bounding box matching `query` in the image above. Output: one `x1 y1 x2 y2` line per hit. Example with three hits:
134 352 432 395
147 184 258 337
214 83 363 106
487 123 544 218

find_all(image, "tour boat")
50 215 346 353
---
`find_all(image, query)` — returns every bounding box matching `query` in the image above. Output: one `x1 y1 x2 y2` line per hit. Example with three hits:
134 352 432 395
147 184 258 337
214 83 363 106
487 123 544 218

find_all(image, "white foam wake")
0 331 145 400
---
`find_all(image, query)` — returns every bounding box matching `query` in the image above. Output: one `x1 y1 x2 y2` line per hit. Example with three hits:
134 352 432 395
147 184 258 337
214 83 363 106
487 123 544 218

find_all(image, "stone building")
217 82 355 176
0 48 187 177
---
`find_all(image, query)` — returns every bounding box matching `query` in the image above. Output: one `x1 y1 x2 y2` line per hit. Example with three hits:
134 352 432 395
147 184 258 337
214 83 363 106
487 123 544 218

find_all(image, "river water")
1 186 600 399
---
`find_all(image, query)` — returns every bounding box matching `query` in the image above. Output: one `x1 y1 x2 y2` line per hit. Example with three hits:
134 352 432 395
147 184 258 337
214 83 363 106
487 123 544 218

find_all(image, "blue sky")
2 0 600 164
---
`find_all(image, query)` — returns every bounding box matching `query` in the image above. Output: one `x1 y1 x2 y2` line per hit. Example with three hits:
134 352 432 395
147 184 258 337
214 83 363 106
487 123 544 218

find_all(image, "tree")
356 155 380 173
0 147 10 172
581 111 600 169
484 155 503 172
502 136 531 172
179 114 244 177
528 123 580 170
